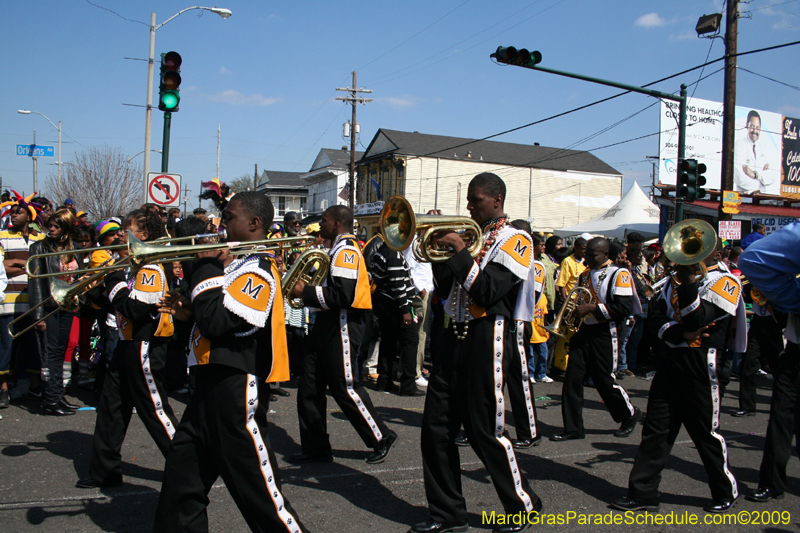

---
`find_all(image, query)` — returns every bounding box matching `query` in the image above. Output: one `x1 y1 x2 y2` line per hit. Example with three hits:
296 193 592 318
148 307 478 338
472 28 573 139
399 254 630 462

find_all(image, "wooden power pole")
719 0 739 222
336 71 372 210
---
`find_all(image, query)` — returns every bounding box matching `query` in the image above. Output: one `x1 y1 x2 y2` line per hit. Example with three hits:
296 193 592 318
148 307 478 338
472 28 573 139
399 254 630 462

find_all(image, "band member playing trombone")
410 173 541 533
551 237 641 442
155 192 306 532
77 209 180 489
613 227 745 514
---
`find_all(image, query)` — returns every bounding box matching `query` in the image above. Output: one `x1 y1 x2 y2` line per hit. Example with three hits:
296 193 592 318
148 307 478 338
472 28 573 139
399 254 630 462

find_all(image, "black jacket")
28 239 77 321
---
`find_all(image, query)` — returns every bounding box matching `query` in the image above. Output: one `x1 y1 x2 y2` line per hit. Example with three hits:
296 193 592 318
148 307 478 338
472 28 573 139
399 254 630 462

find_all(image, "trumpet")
546 287 595 339
282 248 330 309
380 196 483 263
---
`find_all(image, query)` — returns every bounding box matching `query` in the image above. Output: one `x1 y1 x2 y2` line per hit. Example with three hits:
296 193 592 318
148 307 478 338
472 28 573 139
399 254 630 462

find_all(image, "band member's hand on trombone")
158 290 192 322
431 230 466 254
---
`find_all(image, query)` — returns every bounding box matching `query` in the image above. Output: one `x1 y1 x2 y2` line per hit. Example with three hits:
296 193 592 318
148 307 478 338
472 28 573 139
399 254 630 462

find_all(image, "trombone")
379 196 483 263
9 256 129 339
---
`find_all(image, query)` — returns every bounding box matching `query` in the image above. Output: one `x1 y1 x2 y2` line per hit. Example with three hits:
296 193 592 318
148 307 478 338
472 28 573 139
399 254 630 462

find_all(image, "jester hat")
0 190 46 228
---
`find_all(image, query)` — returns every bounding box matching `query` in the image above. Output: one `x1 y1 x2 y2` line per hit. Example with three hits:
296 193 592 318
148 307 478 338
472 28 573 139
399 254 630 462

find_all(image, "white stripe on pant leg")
706 348 739 498
494 316 534 512
245 375 302 533
515 322 537 439
609 322 635 417
139 341 175 439
339 310 383 442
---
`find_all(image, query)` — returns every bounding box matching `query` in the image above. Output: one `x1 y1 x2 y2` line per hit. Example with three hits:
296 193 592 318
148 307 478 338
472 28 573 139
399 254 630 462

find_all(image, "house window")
278 196 286 215
300 197 307 213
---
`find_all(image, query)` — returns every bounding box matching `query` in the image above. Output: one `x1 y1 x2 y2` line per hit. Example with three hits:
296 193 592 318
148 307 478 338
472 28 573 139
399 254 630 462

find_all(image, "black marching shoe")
614 407 642 438
76 476 123 489
455 432 470 447
42 402 76 416
493 498 542 533
408 519 469 533
703 497 738 513
610 496 660 512
746 487 784 503
511 436 542 449
550 431 585 442
732 410 756 417
271 387 291 397
367 430 398 464
59 398 80 410
400 387 426 397
0 388 9 408
285 453 334 465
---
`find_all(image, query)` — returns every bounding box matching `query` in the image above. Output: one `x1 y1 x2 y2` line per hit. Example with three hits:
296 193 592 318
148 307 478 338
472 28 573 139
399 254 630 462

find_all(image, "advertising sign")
783 117 800 199
718 220 741 240
658 98 784 197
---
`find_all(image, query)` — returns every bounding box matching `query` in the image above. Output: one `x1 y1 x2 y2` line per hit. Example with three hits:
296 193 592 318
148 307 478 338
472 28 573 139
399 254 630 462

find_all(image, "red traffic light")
163 51 182 71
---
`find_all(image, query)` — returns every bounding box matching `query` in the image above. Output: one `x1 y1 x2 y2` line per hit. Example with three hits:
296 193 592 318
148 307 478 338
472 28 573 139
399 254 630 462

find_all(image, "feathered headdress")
0 190 45 228
200 177 233 211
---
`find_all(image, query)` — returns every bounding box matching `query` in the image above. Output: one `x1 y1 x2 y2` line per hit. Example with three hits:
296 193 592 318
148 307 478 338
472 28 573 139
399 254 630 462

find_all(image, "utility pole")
182 182 191 218
32 129 38 193
216 123 221 182
336 71 373 210
719 0 739 222
254 164 258 191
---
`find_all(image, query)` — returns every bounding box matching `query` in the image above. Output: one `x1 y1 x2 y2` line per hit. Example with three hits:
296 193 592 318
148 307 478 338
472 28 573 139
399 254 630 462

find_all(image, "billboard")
783 116 800 199
658 97 785 197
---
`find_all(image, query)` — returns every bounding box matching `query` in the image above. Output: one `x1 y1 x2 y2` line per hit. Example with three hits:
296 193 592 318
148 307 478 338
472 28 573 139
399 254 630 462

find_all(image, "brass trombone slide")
25 231 223 279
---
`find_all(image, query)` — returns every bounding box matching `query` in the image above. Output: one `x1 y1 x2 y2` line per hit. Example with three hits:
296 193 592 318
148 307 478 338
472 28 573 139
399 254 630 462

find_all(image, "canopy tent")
553 182 660 240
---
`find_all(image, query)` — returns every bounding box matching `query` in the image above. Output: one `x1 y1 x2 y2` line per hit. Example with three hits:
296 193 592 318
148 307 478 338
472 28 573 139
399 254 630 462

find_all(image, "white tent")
553 182 660 240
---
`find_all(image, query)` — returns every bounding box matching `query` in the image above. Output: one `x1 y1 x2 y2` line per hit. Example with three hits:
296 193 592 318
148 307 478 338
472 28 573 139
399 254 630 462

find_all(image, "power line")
738 66 800 91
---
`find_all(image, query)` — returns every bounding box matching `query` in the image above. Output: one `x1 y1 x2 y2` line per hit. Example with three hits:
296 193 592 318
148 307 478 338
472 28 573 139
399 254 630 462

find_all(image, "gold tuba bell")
662 218 718 280
545 286 594 339
379 196 483 263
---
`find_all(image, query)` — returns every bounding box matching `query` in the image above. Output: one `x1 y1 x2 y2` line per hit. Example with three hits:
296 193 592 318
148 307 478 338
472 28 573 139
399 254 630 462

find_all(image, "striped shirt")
370 242 415 313
0 228 45 315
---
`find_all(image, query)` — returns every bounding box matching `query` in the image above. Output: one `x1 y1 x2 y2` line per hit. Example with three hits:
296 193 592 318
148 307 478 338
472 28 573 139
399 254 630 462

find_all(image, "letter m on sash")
513 239 528 257
140 272 156 286
722 280 736 296
342 252 356 265
240 277 265 300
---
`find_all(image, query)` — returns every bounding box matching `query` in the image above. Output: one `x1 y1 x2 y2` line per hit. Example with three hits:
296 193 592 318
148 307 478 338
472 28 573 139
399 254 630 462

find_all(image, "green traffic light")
161 90 180 110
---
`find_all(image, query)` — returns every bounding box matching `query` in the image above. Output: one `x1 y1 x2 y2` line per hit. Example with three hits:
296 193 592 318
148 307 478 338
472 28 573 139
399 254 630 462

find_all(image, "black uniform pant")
505 321 538 441
155 365 306 533
628 346 739 502
286 325 305 379
374 292 419 393
39 310 74 405
88 339 179 484
562 322 636 433
297 310 388 456
420 315 540 525
740 314 784 412
757 342 800 496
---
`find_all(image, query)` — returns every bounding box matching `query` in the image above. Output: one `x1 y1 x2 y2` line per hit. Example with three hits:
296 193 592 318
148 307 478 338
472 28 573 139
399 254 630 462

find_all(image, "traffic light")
491 46 542 67
696 162 707 199
678 158 698 201
158 51 182 112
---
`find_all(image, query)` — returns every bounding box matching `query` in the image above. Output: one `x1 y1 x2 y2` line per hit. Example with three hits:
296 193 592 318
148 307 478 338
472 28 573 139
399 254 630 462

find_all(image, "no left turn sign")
147 173 182 207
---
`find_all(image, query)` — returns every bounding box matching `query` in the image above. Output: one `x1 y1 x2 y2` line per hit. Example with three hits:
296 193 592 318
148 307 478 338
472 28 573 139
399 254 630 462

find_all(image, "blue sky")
1 0 798 212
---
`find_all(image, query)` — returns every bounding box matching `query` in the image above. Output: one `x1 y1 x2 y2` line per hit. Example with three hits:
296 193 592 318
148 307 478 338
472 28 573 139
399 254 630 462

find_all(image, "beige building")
356 129 623 232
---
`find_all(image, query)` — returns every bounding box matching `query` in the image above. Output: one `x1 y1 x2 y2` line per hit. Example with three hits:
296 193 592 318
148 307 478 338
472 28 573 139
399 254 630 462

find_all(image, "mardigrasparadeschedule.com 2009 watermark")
482 509 792 527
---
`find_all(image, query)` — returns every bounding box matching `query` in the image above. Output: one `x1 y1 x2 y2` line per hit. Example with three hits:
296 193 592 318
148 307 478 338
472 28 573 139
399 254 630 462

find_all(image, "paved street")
1 372 798 532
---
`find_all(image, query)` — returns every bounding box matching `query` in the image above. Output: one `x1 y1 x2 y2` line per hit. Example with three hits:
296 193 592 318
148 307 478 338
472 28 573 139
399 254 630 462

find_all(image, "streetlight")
142 6 232 202
128 149 162 181
17 109 61 191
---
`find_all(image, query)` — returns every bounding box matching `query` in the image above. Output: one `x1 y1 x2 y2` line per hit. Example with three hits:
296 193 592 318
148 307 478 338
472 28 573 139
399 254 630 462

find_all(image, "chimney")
467 151 473 159
341 146 348 151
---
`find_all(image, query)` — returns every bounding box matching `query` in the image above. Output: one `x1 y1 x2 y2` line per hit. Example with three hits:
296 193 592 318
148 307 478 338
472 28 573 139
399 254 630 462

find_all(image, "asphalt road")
1 372 797 532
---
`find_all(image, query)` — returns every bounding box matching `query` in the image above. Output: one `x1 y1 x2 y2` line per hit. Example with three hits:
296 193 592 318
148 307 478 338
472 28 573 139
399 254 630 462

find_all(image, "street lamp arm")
155 6 231 30
18 110 58 131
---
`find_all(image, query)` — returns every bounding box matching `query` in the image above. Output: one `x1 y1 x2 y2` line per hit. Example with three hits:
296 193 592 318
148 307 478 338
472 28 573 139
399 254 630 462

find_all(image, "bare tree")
45 145 141 221
228 173 256 193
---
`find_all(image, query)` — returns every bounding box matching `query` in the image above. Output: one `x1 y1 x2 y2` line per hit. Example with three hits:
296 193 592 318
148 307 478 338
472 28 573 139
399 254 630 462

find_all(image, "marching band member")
739 221 800 503
288 205 397 465
410 173 541 533
551 237 641 442
77 209 180 489
613 238 745 513
155 192 306 532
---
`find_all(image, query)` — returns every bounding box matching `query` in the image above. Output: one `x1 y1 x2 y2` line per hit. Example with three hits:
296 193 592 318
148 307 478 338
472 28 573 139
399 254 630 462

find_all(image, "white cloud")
207 90 281 106
376 96 417 108
219 66 232 74
635 12 666 28
668 30 697 41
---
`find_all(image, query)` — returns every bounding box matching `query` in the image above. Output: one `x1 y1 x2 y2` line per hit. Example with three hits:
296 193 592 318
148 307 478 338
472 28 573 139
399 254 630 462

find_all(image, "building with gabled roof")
255 170 307 217
301 147 363 215
355 129 623 232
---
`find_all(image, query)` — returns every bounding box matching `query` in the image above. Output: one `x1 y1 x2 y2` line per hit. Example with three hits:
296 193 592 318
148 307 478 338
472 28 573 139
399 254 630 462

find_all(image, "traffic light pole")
161 111 171 173
495 54 688 221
